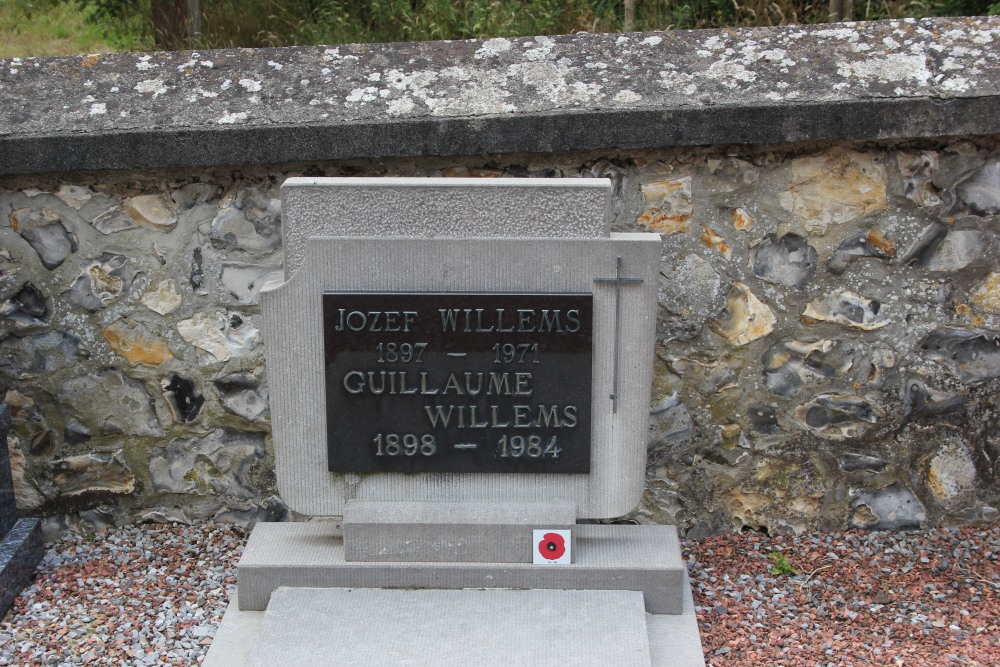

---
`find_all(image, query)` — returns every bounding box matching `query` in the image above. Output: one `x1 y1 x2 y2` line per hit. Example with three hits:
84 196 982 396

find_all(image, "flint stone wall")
1 17 999 535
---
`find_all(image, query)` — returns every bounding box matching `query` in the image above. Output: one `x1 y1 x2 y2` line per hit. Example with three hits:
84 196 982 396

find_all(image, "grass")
0 0 150 58
0 0 997 58
154 0 1000 49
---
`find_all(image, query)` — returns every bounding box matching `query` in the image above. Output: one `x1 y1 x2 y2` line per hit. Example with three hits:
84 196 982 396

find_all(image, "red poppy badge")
532 529 571 564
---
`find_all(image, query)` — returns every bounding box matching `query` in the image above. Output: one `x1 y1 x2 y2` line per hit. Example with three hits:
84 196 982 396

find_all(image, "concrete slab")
238 521 685 614
7 20 1000 176
246 587 652 667
203 580 705 667
647 575 706 667
344 500 576 563
202 596 264 667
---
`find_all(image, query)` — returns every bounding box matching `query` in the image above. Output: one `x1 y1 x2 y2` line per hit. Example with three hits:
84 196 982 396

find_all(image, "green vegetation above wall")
0 0 150 57
1 0 999 57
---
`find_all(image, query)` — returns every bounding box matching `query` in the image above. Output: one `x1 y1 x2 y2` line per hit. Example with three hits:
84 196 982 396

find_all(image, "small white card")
532 529 571 565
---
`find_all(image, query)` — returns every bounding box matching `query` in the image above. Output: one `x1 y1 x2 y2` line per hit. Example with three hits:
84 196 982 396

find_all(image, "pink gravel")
684 525 1000 666
0 523 243 665
0 522 997 665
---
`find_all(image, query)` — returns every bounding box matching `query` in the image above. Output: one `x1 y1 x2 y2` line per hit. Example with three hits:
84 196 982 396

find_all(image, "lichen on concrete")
0 17 998 173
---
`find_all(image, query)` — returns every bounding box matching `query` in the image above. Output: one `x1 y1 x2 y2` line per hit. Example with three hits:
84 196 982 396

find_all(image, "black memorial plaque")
323 293 593 474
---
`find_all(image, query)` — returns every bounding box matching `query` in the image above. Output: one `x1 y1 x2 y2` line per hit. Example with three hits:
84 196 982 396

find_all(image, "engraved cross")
594 257 643 414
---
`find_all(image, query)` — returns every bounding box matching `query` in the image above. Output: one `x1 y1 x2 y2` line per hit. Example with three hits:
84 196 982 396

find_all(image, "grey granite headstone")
0 407 16 537
263 178 662 520
0 405 44 616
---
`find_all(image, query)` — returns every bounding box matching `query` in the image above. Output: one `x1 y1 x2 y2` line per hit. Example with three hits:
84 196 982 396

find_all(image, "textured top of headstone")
0 17 998 174
280 177 612 279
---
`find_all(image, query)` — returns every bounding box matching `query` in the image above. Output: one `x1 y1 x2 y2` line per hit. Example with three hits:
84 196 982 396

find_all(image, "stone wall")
634 141 1000 535
1 17 999 535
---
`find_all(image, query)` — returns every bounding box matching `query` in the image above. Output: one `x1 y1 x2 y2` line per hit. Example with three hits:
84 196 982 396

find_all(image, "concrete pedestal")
343 500 577 563
204 521 705 667
238 521 686 614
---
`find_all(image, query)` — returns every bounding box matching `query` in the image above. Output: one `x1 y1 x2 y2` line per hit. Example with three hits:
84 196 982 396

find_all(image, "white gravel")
0 523 243 666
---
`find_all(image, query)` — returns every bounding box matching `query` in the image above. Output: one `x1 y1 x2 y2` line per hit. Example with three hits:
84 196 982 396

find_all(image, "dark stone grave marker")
0 405 44 616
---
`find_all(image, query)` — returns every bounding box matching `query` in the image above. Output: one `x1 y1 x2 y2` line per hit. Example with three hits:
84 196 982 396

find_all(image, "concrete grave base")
204 581 704 667
206 520 704 666
237 521 687 614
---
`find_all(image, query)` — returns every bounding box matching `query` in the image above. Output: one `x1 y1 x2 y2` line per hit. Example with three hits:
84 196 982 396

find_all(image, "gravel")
0 523 243 666
685 525 1000 666
0 521 996 665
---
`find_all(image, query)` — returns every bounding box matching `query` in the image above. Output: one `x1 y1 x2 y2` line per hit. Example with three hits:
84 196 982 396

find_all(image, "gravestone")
204 178 704 667
0 405 44 616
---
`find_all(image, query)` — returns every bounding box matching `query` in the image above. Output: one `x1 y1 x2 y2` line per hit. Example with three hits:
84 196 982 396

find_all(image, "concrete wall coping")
1 16 998 175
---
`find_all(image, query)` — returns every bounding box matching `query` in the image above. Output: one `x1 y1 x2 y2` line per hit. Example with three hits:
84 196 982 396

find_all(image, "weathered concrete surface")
244 588 654 667
0 17 998 174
